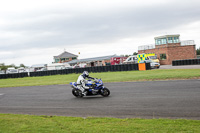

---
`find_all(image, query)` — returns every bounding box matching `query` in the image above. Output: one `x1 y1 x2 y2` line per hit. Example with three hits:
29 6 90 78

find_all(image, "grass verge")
0 114 200 133
0 69 200 88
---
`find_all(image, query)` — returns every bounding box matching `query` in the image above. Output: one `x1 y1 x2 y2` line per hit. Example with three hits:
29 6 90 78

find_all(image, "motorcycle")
70 78 110 98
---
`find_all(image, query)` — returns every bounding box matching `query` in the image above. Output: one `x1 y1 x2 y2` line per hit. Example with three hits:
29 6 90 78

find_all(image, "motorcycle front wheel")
101 88 110 97
72 88 83 98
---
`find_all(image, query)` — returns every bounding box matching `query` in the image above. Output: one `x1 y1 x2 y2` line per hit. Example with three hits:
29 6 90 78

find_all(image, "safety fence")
0 63 151 79
172 59 200 66
0 72 28 79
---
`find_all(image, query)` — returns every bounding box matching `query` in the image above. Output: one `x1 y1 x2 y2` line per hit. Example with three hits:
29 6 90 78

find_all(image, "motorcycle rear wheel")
72 88 83 98
101 88 110 97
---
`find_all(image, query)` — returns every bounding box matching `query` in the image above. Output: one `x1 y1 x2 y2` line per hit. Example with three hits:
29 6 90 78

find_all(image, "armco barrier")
0 63 151 79
172 58 200 66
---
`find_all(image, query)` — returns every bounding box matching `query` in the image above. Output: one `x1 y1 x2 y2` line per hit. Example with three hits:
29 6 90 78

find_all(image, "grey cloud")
1 0 200 51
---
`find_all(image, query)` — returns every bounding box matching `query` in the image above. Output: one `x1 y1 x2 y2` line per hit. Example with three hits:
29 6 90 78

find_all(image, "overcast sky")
0 0 200 66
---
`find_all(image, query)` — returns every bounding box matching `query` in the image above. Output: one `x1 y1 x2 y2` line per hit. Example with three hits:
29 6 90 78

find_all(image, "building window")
160 54 167 60
174 37 179 43
55 59 59 63
61 58 66 61
168 37 173 43
72 57 77 60
156 39 161 45
161 38 167 44
156 38 167 45
168 37 179 43
66 58 69 60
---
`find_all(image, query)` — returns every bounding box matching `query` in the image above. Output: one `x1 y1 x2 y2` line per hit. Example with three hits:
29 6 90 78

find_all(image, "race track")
0 79 200 119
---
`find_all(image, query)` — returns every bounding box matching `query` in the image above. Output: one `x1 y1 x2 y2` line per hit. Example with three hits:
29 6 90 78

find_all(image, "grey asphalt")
0 80 200 119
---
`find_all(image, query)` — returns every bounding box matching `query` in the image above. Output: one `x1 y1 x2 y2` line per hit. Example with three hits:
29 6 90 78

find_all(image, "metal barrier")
0 63 151 79
172 59 200 66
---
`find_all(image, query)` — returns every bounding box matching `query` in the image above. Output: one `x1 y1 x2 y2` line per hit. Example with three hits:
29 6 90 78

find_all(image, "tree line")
0 64 26 71
197 47 200 55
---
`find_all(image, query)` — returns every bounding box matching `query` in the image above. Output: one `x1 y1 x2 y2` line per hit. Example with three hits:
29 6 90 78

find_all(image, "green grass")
0 114 200 133
0 69 200 88
1 70 200 132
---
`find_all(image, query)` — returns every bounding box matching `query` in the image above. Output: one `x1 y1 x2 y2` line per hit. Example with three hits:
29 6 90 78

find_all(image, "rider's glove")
95 78 98 82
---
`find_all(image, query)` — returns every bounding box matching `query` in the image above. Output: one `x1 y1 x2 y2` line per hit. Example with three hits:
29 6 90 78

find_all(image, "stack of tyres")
191 59 194 65
114 65 117 71
0 74 7 79
64 69 68 74
54 70 58 75
198 59 200 64
129 64 133 70
116 65 120 71
90 67 94 73
57 70 60 75
97 66 101 72
134 63 139 70
100 66 103 72
178 60 182 65
146 63 151 70
84 67 90 73
128 64 132 71
68 69 72 74
87 67 91 73
120 65 123 71
103 66 106 72
76 68 81 74
96 66 100 72
187 59 189 65
125 64 128 71
110 65 114 72
194 59 198 65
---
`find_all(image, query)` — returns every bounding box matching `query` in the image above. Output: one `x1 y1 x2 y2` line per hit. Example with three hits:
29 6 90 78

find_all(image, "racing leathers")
77 74 95 95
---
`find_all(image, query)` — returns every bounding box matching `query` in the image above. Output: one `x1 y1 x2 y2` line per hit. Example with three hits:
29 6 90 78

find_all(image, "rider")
77 71 95 95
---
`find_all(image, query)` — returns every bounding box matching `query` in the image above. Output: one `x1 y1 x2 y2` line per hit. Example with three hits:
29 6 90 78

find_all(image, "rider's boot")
82 90 87 96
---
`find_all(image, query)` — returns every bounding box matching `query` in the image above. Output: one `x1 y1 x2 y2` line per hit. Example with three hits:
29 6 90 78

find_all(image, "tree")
20 64 25 68
10 64 15 67
197 47 200 55
125 55 130 57
0 63 5 66
133 52 138 55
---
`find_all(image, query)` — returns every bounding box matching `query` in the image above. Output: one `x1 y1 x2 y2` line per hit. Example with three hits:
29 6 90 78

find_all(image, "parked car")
18 67 27 73
7 68 18 74
0 70 5 74
123 55 138 64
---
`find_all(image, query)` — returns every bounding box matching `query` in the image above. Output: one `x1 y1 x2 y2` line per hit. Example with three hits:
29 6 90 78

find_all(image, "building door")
91 62 94 67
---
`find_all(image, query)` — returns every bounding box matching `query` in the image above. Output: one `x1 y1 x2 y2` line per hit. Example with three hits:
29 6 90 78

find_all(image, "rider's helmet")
82 71 89 78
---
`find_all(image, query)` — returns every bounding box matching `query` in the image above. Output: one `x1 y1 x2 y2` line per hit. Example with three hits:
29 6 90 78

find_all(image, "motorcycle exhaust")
71 85 77 89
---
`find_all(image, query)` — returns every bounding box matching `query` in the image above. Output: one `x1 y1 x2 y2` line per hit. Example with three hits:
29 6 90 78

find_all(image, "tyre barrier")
0 72 28 79
0 63 151 79
172 59 200 66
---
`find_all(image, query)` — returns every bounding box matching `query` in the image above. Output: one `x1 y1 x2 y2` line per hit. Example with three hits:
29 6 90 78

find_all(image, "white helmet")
82 71 89 77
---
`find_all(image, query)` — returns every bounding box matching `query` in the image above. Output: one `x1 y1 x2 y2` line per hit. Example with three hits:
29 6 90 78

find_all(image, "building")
53 51 78 63
67 55 120 67
138 34 196 65
30 64 47 72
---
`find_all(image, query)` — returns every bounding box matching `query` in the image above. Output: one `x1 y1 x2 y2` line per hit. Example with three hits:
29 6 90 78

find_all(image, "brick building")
138 34 197 65
53 51 78 63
